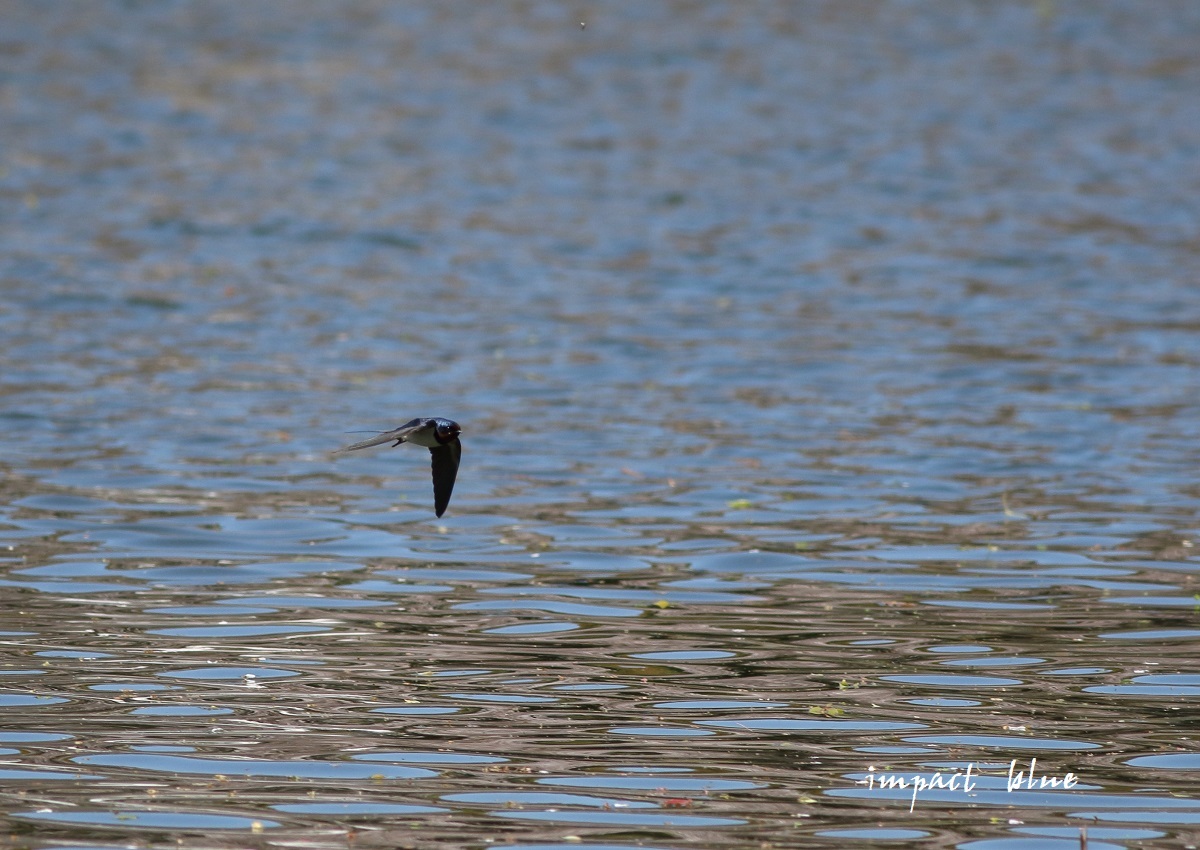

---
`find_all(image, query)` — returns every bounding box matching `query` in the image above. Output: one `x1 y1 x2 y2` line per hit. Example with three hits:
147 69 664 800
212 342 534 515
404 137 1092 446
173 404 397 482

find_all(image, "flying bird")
336 417 462 518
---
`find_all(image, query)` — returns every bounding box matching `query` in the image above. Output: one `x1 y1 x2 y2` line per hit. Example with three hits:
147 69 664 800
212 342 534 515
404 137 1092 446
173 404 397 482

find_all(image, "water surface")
3 1 1200 848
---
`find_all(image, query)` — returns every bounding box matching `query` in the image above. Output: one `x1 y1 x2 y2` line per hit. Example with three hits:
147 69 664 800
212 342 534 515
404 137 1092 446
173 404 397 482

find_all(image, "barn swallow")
336 417 462 518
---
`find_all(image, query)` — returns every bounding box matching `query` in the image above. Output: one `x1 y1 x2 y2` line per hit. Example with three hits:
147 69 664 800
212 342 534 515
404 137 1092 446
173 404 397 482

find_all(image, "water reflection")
4 0 1200 848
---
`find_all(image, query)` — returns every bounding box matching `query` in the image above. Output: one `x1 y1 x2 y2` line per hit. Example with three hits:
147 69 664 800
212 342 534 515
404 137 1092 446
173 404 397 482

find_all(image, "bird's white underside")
404 430 442 449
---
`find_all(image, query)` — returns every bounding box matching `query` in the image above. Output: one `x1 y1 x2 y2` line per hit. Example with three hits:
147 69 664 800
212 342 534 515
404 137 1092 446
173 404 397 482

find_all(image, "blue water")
2 2 1200 848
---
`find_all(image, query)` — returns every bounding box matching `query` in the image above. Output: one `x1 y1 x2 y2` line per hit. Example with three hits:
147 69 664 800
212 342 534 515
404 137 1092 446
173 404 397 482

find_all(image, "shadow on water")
4 1 1200 848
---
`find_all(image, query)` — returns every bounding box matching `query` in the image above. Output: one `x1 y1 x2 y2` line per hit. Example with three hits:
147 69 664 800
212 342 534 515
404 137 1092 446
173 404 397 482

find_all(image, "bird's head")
435 419 462 443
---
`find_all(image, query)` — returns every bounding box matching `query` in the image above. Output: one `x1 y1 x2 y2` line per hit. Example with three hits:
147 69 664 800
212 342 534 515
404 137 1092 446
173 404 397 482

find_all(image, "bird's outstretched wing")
429 438 461 518
335 418 424 453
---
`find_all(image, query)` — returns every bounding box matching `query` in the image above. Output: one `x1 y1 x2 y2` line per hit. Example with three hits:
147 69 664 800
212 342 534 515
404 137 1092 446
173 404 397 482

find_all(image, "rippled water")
3 2 1200 848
